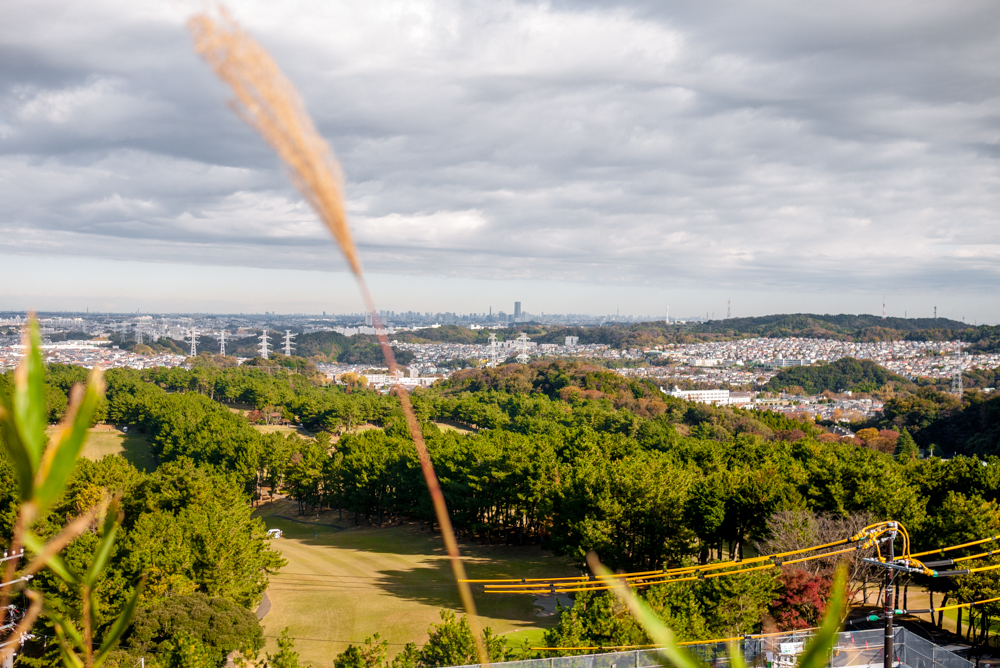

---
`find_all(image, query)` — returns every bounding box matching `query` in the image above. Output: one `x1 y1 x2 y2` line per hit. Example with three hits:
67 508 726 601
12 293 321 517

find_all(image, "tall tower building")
514 302 522 320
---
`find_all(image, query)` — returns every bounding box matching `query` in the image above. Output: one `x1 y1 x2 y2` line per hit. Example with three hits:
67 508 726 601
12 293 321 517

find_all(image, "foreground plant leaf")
588 553 848 668
587 553 705 668
188 10 489 664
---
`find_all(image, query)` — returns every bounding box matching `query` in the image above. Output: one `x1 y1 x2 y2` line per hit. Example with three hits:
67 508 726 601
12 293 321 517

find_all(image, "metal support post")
885 527 896 668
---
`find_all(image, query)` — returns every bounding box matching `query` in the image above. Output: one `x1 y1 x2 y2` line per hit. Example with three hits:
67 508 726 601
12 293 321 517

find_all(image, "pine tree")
267 628 301 668
895 428 919 461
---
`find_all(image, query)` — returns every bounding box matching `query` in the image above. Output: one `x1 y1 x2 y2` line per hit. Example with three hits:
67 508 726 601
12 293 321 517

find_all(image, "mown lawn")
432 420 477 435
252 424 315 438
255 499 578 667
51 425 157 472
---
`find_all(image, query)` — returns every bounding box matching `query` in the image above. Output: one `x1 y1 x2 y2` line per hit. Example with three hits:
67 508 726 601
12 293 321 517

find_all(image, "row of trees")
14 358 1000 663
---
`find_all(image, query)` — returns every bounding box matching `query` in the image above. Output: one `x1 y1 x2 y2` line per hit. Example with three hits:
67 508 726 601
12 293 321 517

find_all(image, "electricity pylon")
259 330 270 360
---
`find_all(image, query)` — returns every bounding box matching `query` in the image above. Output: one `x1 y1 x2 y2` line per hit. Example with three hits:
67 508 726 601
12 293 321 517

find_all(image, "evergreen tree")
895 428 919 461
335 634 388 668
267 628 301 668
418 610 508 667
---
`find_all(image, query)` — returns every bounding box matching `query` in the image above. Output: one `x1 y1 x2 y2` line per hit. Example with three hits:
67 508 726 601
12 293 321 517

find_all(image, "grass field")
432 420 476 435
252 425 315 438
256 499 578 667
50 425 157 471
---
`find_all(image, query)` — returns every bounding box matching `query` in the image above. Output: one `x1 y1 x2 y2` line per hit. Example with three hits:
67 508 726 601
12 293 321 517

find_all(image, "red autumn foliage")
769 568 834 630
878 429 900 444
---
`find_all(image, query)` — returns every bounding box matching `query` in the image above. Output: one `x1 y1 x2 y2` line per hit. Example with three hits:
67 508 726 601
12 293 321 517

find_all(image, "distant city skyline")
0 257 992 327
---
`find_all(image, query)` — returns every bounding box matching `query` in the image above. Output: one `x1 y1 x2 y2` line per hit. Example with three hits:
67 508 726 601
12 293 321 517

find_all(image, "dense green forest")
5 358 1000 665
877 388 1000 457
765 358 914 394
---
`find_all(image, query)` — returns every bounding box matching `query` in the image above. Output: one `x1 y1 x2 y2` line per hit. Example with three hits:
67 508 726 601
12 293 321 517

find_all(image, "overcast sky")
2 1 1000 321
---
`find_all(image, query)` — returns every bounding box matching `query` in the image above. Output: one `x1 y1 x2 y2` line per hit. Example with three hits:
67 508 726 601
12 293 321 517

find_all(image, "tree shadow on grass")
371 563 551 626
121 433 157 472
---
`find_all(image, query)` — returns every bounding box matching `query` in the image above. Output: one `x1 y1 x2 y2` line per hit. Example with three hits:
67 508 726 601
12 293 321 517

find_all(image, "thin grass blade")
795 565 847 668
188 10 490 664
587 553 706 668
84 500 120 588
22 530 78 584
95 574 146 664
36 370 105 512
53 623 86 668
728 641 747 668
13 317 47 473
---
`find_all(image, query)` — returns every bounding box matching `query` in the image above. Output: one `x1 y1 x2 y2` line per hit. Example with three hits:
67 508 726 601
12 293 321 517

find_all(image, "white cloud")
2 0 1000 315
16 78 119 124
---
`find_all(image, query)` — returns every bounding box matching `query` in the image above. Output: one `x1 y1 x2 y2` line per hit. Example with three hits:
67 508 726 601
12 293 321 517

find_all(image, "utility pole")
884 526 896 668
188 329 198 357
219 330 226 356
283 330 296 356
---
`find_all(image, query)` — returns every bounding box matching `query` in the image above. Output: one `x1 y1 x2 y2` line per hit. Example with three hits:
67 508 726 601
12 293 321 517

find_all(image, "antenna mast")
259 330 270 360
283 330 296 356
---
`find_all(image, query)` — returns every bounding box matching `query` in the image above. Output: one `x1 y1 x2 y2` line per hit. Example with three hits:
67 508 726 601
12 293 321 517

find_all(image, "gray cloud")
2 0 1000 299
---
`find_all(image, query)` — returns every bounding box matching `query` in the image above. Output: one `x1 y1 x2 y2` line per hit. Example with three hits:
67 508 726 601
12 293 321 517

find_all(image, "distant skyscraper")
514 302 522 320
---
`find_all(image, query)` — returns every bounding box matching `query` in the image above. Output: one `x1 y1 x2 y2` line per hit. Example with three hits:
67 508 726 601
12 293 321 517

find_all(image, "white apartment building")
663 386 731 405
661 386 755 407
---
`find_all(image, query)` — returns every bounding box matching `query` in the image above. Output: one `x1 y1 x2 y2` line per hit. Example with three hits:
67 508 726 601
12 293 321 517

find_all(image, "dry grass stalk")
189 11 490 664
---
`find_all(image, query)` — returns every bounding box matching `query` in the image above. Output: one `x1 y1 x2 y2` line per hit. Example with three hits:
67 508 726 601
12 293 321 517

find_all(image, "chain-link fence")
447 628 972 668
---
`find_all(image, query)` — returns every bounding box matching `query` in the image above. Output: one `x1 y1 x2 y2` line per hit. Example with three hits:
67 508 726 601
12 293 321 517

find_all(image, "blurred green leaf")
36 371 104 512
23 531 78 585
84 500 120 589
94 575 146 666
588 553 706 668
13 317 47 476
53 622 86 668
0 401 34 502
728 641 747 668
795 566 847 668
